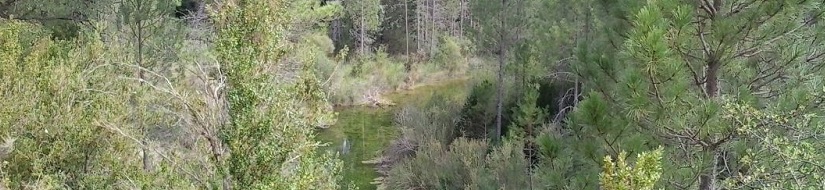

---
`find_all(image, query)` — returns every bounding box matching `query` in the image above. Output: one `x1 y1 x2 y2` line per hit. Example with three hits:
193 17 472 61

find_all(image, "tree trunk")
405 0 413 71
697 51 722 190
430 0 436 56
699 1 723 185
416 0 422 52
695 53 722 190
459 0 463 37
360 6 366 55
495 0 506 142
699 149 720 190
405 0 409 57
705 56 720 98
332 19 341 45
136 20 151 172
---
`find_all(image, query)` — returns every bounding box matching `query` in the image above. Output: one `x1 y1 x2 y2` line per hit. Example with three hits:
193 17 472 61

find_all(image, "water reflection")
341 137 351 155
316 79 469 189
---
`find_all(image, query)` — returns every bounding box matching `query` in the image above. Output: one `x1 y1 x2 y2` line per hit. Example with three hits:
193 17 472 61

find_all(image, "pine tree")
117 0 182 172
571 0 825 189
346 0 383 55
470 0 533 142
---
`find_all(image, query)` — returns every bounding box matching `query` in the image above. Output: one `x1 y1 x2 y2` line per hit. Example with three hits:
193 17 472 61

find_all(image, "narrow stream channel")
316 79 469 189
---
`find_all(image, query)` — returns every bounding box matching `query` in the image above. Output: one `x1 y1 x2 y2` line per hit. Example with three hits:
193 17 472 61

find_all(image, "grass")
323 52 408 106
321 40 480 107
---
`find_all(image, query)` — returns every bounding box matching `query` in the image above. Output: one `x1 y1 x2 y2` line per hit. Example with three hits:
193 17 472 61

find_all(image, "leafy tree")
721 100 825 189
211 0 342 188
433 35 466 73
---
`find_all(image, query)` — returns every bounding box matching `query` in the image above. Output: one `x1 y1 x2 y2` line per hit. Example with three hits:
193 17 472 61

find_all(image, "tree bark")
495 0 506 142
459 0 463 37
332 19 341 45
697 46 721 190
698 1 722 187
705 55 720 98
136 16 151 172
405 0 409 57
699 149 720 190
430 0 436 56
416 0 422 52
360 4 366 55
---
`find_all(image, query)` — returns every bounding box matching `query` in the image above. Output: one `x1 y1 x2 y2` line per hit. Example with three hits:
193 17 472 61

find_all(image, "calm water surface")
316 79 468 189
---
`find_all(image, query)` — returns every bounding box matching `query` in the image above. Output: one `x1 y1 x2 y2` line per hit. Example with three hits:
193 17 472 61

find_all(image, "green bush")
311 35 343 84
384 136 534 190
0 18 170 189
380 92 540 190
434 36 468 74
600 147 664 190
213 0 343 188
320 37 474 107
395 94 461 145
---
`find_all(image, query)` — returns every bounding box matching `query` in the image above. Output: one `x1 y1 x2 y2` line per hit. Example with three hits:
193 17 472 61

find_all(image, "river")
316 79 469 189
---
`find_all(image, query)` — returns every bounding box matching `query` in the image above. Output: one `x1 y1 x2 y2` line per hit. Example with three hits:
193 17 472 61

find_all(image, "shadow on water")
316 79 469 189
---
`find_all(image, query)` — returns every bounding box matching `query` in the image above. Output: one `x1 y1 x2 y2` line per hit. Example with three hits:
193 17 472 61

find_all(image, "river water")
316 79 469 189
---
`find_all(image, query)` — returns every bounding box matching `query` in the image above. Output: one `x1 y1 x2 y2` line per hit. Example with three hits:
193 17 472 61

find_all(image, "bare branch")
733 20 804 59
699 0 716 17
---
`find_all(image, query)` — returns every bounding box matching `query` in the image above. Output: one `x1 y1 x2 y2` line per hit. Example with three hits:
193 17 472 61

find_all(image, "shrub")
384 137 534 190
434 36 468 74
312 35 345 85
212 0 343 188
0 19 156 189
379 83 588 190
600 147 664 190
395 94 461 145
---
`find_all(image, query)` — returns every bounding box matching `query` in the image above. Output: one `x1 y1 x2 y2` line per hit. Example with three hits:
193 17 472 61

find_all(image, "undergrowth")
320 36 476 107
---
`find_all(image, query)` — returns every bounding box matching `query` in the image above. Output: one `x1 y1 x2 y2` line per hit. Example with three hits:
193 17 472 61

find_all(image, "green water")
316 79 468 189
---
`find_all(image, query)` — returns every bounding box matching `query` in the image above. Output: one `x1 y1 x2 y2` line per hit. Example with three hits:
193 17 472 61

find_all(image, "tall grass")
324 49 407 106
321 37 475 106
374 94 539 190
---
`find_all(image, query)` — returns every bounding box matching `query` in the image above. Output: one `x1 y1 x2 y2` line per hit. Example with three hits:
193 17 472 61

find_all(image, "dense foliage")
211 0 342 188
1 0 345 189
3 0 825 189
